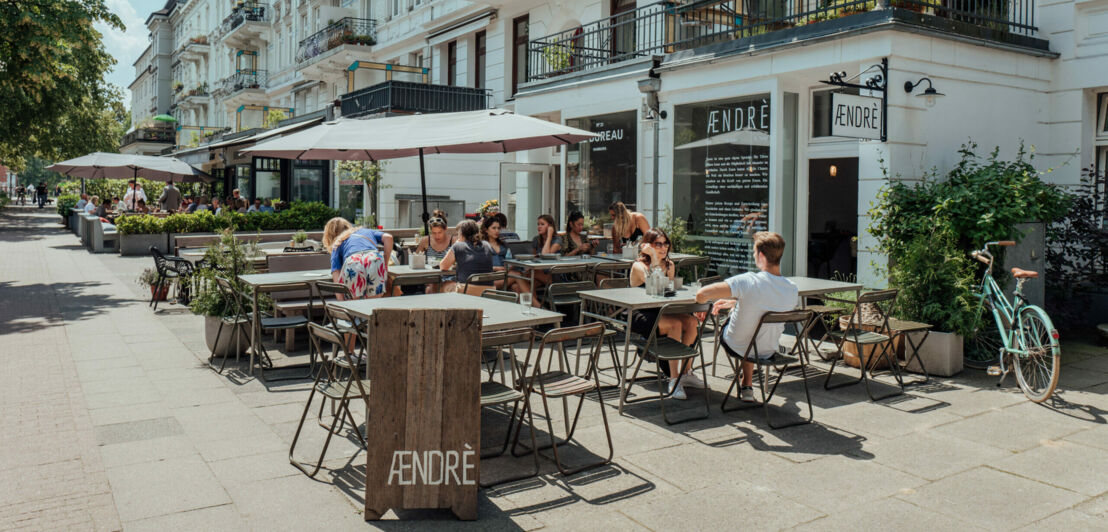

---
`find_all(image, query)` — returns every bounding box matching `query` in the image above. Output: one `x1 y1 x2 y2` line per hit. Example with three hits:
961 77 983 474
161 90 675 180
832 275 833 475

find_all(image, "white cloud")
99 0 160 103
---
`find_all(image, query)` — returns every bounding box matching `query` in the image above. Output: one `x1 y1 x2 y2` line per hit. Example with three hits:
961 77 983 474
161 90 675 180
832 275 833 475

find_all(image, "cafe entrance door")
499 163 559 240
807 157 858 279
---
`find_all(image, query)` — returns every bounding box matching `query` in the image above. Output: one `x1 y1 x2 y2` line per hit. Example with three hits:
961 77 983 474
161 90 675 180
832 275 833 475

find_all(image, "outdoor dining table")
577 285 700 385
504 254 640 300
237 268 332 374
331 292 563 333
385 264 455 282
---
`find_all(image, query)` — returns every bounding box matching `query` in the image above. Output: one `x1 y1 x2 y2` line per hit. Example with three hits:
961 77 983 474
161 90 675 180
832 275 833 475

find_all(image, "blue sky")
100 0 166 103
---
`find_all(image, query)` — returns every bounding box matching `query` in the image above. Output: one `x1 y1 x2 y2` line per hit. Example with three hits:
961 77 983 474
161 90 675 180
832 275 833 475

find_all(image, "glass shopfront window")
292 160 326 203
336 165 365 223
254 157 282 202
673 94 771 277
566 110 637 222
235 164 252 199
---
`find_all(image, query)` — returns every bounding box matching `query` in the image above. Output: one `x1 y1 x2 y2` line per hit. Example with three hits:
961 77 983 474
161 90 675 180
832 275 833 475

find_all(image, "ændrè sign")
831 93 882 140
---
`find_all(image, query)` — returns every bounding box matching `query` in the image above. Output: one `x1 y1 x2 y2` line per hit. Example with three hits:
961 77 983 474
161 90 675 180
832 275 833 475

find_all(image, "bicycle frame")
972 245 1034 362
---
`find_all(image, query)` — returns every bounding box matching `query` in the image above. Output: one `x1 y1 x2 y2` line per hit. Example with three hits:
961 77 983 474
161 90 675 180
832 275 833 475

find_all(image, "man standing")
159 180 183 212
123 180 148 210
695 232 799 402
35 182 47 208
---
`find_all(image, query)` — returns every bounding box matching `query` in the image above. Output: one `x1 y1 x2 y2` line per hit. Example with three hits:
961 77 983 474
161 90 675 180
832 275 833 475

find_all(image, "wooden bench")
172 231 324 255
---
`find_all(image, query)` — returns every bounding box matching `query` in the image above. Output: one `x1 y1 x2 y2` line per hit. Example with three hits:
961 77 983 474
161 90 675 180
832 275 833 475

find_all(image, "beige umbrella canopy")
48 152 213 210
242 109 597 232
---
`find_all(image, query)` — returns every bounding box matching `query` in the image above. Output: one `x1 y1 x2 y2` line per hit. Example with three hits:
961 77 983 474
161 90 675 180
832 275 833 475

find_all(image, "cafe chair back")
207 276 251 374
289 322 372 478
824 288 904 401
250 281 315 382
619 302 712 425
511 323 613 477
478 328 541 487
720 309 817 429
461 270 505 296
589 261 632 285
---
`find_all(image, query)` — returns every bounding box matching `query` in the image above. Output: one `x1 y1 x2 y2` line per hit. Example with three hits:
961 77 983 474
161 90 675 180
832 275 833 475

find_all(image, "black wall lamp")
904 77 944 108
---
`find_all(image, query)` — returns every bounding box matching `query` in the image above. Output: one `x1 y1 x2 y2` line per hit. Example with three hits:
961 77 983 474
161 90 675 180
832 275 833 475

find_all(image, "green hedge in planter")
115 201 339 235
57 194 79 219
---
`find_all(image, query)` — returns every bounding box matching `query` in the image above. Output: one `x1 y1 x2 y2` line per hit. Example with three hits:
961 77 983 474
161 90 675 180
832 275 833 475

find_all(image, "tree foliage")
0 0 128 169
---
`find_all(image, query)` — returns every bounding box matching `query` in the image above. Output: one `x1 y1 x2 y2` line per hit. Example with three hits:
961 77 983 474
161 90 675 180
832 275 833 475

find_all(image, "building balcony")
296 17 378 81
526 0 1044 82
175 36 211 63
119 126 175 154
217 70 268 107
339 80 490 118
220 2 269 49
177 90 211 109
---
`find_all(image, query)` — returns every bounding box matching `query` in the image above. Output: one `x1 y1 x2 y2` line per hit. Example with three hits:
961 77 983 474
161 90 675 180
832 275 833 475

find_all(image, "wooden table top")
332 293 563 332
238 269 331 286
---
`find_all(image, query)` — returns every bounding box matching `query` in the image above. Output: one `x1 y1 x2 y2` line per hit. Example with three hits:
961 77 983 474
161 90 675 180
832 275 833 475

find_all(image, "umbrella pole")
418 148 430 236
132 168 138 210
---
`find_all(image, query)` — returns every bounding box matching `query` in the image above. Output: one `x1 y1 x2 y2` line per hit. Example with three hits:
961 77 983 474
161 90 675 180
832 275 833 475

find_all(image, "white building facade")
123 0 1108 282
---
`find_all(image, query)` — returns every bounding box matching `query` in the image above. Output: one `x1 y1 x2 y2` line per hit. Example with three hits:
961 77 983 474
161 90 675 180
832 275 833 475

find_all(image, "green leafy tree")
0 0 128 169
336 160 387 223
262 109 288 129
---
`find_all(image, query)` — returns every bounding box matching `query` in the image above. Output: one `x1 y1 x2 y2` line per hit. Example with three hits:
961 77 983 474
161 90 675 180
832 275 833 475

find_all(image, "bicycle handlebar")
971 251 991 264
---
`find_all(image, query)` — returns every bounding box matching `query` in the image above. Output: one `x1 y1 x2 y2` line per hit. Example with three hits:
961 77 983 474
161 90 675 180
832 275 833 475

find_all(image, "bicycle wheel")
1012 306 1060 403
964 309 1003 370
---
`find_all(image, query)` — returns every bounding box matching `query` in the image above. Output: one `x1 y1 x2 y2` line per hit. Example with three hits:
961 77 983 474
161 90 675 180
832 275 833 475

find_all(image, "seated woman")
629 228 702 401
481 216 534 299
531 214 562 255
135 199 150 214
493 212 521 242
322 217 388 300
414 216 453 293
438 220 495 296
609 201 651 255
561 211 593 256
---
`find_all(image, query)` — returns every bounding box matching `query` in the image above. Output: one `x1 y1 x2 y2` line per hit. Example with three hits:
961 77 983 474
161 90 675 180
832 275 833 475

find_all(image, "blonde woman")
609 201 651 254
322 217 389 300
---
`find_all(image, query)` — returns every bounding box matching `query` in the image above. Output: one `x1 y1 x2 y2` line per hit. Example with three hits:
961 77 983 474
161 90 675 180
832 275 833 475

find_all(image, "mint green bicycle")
967 241 1061 403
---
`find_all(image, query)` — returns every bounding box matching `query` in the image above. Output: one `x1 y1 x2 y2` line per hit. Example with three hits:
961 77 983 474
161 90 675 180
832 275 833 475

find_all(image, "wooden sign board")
831 92 883 140
365 308 481 521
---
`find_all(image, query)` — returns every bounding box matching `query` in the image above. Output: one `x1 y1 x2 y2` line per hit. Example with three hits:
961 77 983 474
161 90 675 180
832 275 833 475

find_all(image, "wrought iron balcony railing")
120 127 175 147
296 17 378 65
340 80 490 118
220 2 269 36
218 70 268 94
527 0 1037 80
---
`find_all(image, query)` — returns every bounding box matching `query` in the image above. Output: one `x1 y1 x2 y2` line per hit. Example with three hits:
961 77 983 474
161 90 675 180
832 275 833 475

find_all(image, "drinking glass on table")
519 292 533 314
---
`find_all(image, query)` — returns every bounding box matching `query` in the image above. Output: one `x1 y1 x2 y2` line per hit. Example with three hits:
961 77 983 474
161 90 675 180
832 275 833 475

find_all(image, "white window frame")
1097 93 1108 139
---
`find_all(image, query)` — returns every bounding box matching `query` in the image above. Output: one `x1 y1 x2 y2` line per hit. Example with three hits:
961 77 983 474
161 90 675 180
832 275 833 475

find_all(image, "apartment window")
1097 93 1108 177
512 15 529 96
474 31 486 90
447 41 457 86
392 0 400 17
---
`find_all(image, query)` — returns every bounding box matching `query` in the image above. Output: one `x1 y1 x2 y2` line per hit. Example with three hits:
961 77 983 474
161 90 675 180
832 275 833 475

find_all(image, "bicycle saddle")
1011 267 1039 279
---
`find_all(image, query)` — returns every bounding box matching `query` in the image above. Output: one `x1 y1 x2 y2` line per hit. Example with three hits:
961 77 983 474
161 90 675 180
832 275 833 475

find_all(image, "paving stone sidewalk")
2 206 1107 531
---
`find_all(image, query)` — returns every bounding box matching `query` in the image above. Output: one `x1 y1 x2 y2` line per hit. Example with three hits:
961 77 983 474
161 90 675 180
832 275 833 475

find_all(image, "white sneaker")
741 386 756 403
668 379 687 400
681 372 706 389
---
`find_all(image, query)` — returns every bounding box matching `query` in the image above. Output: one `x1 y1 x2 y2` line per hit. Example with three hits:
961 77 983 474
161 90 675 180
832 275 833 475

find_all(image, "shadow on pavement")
0 280 126 335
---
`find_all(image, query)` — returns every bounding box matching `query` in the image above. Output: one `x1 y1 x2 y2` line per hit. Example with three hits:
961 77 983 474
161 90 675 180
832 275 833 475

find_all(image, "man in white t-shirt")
696 231 798 402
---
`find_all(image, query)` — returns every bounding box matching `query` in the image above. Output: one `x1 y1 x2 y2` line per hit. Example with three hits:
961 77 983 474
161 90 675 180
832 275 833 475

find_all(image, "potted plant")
172 80 184 93
138 268 170 301
290 229 309 248
189 230 262 357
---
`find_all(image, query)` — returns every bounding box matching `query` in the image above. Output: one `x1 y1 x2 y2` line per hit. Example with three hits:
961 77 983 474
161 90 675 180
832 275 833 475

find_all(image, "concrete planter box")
120 233 169 256
204 316 249 358
905 331 963 377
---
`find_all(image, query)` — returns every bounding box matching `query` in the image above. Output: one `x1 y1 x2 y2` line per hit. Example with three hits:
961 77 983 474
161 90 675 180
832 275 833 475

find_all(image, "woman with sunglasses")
629 228 702 400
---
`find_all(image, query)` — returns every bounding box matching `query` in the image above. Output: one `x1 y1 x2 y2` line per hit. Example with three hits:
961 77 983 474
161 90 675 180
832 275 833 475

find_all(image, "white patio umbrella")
674 127 770 150
241 109 597 232
48 152 213 210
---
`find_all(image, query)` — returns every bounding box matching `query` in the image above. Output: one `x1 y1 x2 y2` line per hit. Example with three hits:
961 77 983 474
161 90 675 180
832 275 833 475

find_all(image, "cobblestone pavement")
2 206 1107 531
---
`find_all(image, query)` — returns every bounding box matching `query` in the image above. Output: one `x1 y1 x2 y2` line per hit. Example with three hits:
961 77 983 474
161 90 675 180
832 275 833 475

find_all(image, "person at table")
194 196 210 212
492 212 520 242
481 215 530 296
211 197 223 215
235 198 248 213
438 220 495 296
609 201 651 254
531 214 562 255
232 188 242 204
323 218 388 301
134 198 150 214
123 180 147 211
83 195 98 214
158 180 183 212
412 216 453 293
562 211 594 256
94 197 112 219
629 228 702 400
247 198 262 213
75 193 89 211
260 199 275 213
695 231 798 403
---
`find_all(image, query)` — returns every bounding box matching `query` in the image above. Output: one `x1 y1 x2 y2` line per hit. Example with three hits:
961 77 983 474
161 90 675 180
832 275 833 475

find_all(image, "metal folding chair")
720 309 816 429
462 270 505 296
246 282 314 381
150 246 193 310
588 261 631 286
619 302 712 425
511 323 613 476
479 328 540 488
481 289 518 303
392 271 444 295
888 318 932 386
289 322 371 478
675 255 710 281
824 289 905 401
208 277 251 374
